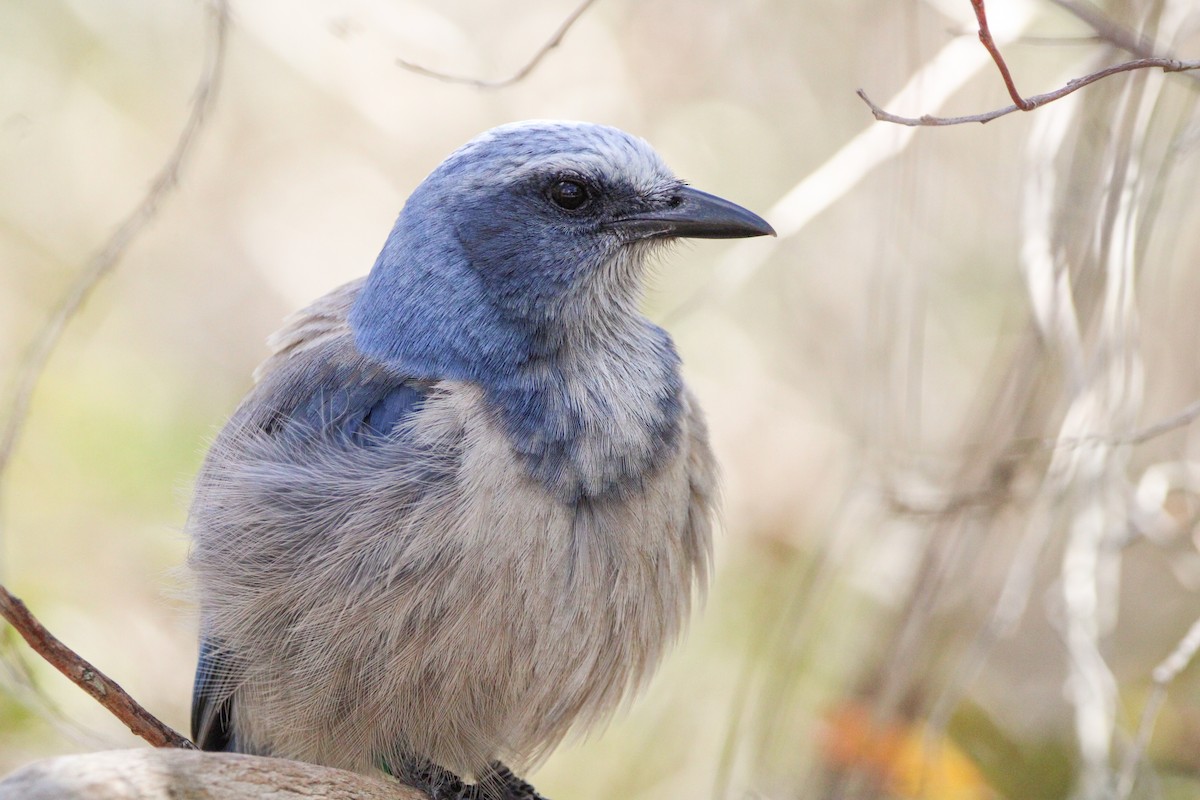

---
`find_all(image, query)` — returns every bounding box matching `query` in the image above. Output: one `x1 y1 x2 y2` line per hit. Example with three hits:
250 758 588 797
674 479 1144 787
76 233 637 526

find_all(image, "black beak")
609 186 776 240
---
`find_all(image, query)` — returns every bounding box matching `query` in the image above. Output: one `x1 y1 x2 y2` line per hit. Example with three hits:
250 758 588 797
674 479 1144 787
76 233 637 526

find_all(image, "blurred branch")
396 0 598 89
1126 398 1200 444
858 57 1200 126
1049 0 1161 61
1049 0 1200 88
971 0 1033 110
0 0 230 566
0 585 193 750
1030 397 1200 451
1117 616 1200 799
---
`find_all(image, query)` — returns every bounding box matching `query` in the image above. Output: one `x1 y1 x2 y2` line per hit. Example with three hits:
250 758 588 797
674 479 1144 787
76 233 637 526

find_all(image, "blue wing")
192 376 428 750
339 380 427 445
256 363 428 446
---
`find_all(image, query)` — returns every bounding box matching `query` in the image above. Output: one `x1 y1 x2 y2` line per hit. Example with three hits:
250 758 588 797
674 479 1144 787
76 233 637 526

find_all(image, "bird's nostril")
667 195 683 209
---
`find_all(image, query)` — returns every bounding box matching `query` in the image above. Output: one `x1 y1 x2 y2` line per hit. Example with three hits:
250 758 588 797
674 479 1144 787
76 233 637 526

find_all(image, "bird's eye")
549 179 590 211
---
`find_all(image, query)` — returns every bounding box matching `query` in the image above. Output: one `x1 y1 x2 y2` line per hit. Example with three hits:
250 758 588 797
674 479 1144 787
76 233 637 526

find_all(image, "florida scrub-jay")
188 121 774 799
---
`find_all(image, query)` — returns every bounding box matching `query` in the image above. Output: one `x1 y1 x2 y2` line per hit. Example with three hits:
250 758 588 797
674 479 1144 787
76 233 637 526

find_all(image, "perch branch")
858 57 1200 126
0 749 424 799
396 0 598 88
0 585 193 749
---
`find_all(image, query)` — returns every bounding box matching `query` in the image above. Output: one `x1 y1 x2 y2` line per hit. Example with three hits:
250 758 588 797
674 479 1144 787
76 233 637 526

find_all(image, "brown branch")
0 585 194 749
0 0 230 565
858 57 1200 126
972 0 1033 110
396 0 598 89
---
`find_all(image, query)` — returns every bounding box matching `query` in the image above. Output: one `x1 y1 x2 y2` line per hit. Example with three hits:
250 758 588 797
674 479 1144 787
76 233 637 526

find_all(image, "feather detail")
188 281 714 777
254 278 364 384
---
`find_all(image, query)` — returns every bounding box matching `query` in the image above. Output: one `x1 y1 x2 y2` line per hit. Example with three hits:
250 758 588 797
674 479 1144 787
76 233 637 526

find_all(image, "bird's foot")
383 755 550 800
387 756 480 800
483 761 551 800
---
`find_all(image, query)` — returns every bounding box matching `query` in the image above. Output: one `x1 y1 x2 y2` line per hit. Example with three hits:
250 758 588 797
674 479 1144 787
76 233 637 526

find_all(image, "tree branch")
0 585 193 749
395 0 599 89
858 57 1200 126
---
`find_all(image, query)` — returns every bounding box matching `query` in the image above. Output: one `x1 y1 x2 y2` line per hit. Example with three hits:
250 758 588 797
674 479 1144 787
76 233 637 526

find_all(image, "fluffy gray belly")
188 383 712 776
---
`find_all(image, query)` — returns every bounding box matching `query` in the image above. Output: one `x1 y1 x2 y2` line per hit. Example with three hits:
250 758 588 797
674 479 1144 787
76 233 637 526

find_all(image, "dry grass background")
3 1 1200 798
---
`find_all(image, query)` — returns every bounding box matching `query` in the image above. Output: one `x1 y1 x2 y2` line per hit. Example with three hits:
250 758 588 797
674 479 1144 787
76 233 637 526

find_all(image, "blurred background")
3 0 1200 797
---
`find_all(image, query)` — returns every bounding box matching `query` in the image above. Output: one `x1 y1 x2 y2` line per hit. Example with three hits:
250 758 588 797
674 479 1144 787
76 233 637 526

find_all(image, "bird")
186 120 774 800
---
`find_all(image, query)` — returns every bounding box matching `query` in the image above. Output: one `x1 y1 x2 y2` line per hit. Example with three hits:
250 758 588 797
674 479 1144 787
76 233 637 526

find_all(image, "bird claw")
390 756 549 800
485 762 550 800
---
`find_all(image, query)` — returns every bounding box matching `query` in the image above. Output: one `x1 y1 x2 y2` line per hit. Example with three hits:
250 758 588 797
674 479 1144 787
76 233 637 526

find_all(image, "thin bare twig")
971 0 1033 109
396 0 598 89
1125 398 1200 444
1116 616 1200 799
858 57 1200 126
0 584 194 749
1035 398 1200 452
0 0 229 568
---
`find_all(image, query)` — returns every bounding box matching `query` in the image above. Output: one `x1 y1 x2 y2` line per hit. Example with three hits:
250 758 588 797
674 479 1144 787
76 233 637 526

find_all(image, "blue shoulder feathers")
253 356 428 447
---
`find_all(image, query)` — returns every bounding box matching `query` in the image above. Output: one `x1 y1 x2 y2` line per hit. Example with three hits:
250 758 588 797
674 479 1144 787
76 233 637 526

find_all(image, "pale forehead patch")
437 121 677 195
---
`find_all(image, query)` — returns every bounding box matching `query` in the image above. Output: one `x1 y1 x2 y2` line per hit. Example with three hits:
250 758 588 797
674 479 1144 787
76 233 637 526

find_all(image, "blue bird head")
349 120 773 385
